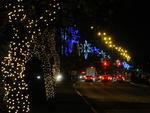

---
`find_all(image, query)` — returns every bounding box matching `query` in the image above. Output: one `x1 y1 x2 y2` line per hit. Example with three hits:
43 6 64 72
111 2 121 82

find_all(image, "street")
22 82 94 113
0 81 150 113
75 82 150 113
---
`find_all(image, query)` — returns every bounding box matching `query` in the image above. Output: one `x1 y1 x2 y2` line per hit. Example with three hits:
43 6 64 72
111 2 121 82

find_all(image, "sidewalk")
130 82 150 88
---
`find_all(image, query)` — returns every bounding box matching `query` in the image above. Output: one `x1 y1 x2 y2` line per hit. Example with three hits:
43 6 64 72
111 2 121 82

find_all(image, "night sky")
101 0 150 63
0 0 150 65
69 0 150 65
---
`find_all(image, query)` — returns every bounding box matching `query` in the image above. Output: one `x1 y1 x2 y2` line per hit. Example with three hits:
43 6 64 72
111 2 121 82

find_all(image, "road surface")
75 82 150 113
31 82 93 113
1 82 150 113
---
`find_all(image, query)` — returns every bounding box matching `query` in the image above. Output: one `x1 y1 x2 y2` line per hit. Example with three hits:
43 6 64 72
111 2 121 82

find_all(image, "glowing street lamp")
36 75 41 80
103 32 106 35
113 44 116 47
104 37 107 40
109 41 112 44
90 26 94 30
105 41 108 44
97 32 101 36
108 37 112 40
109 44 113 48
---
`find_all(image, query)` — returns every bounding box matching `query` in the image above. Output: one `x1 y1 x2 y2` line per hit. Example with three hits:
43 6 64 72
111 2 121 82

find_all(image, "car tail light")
108 76 112 80
123 77 125 81
84 76 87 79
101 76 104 80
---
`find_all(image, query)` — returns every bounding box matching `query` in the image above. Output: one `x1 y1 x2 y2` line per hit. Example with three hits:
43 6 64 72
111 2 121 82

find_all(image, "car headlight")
79 76 82 79
56 74 63 82
36 75 41 80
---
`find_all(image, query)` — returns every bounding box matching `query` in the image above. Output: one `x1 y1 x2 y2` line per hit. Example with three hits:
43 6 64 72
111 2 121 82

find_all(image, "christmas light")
80 40 111 59
2 0 61 112
98 32 131 61
61 26 80 56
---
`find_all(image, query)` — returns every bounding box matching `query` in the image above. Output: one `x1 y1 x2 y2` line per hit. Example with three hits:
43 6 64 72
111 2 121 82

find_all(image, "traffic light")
102 60 109 67
103 61 108 66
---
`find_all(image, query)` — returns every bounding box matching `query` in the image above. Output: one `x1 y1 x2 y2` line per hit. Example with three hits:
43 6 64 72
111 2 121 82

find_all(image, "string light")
98 32 131 61
2 0 61 112
80 40 110 59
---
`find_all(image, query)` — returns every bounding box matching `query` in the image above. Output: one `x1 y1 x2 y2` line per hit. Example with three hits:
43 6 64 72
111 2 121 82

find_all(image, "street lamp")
104 37 107 40
97 32 101 36
108 37 112 40
103 32 106 35
90 26 94 30
36 76 41 80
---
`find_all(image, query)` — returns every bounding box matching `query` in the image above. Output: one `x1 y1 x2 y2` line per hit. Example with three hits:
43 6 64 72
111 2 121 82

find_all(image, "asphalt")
1 81 150 113
47 82 93 113
0 82 93 113
31 82 93 113
75 82 150 113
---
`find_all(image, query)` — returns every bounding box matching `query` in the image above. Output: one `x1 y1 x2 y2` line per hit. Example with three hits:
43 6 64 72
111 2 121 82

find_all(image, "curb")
130 82 149 88
73 83 98 113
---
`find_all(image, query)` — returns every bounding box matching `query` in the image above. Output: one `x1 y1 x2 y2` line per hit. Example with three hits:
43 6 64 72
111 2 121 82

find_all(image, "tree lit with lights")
1 0 60 112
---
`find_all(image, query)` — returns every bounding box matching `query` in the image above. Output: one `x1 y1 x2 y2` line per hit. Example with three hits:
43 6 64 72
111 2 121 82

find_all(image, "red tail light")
101 76 104 80
108 76 112 80
84 76 87 79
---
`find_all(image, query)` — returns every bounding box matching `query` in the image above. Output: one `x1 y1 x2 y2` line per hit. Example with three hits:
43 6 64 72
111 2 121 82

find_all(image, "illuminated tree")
1 0 60 112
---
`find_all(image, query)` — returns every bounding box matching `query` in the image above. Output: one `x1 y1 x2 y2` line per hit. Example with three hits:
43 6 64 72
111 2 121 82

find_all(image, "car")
83 75 95 82
78 71 86 81
99 75 113 82
114 75 125 82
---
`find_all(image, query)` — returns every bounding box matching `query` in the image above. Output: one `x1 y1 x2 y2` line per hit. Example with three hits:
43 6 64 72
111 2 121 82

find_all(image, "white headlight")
36 76 41 80
79 76 82 79
56 74 63 82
